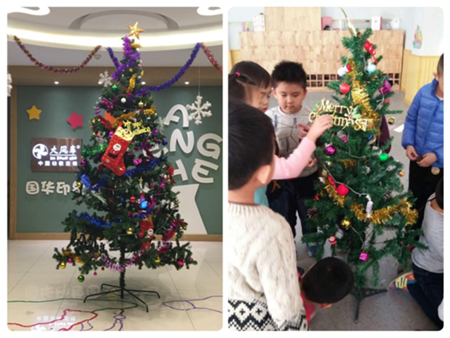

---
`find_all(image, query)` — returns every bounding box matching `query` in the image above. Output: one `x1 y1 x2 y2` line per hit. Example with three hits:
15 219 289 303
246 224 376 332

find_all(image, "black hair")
229 73 258 105
231 61 271 89
436 178 443 210
271 60 307 89
437 53 444 76
229 103 274 190
302 257 354 304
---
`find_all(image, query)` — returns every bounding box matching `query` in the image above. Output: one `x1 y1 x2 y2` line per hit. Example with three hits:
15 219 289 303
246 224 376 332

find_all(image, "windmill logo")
32 143 49 160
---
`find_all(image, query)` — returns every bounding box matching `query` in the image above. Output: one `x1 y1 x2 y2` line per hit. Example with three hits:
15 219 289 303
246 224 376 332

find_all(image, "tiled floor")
8 240 223 331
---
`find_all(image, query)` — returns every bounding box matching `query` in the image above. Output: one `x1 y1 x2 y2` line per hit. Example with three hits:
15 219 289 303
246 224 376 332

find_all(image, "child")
228 103 308 331
265 61 319 252
229 62 332 208
390 178 443 329
402 54 444 228
299 257 355 324
228 72 260 107
231 61 272 112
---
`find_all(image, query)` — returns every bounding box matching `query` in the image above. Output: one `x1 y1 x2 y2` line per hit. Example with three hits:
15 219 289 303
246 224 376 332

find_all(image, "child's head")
436 178 443 211
271 61 308 114
301 257 354 304
434 53 444 95
231 61 271 112
229 73 260 108
229 103 275 192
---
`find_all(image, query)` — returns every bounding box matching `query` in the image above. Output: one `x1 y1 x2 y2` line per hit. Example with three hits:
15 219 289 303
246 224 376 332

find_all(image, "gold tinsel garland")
340 159 357 168
111 105 156 128
126 74 137 93
62 249 85 265
324 184 347 207
350 199 417 225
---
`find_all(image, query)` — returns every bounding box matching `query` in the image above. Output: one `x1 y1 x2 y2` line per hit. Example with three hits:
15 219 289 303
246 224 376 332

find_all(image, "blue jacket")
402 78 444 168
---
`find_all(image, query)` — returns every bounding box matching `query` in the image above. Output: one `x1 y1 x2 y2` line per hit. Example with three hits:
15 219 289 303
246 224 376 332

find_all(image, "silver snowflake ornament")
186 95 212 125
157 117 166 131
7 73 12 97
99 71 113 87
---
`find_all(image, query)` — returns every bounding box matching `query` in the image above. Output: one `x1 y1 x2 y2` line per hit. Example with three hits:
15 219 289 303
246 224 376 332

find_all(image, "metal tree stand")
351 287 387 323
83 241 160 312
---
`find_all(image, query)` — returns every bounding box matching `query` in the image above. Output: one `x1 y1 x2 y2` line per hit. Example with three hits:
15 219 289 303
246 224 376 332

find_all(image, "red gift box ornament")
327 175 336 187
337 184 349 196
168 165 176 184
363 40 378 64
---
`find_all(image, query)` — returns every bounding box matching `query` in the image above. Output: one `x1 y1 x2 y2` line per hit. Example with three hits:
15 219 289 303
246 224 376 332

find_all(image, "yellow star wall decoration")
127 22 145 40
27 105 42 120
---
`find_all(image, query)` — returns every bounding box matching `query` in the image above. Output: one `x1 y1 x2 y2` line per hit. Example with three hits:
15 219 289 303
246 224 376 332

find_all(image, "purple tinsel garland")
111 37 141 81
136 43 201 94
100 251 144 272
106 47 120 69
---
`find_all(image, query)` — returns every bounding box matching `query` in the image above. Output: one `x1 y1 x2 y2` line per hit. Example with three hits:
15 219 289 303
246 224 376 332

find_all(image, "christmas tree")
302 22 424 289
53 24 197 303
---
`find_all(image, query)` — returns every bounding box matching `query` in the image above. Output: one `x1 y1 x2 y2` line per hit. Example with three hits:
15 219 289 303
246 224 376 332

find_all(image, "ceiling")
7 7 223 68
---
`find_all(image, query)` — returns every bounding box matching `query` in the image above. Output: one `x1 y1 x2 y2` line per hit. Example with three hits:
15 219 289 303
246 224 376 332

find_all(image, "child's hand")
305 115 333 143
406 145 418 161
306 156 317 168
297 123 310 139
417 153 437 167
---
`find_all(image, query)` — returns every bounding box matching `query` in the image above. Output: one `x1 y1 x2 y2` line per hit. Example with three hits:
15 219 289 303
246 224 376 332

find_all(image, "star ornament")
127 22 145 40
67 112 84 130
27 105 42 120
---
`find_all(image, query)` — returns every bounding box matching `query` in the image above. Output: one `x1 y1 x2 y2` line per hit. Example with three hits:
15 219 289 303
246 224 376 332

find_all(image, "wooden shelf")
237 7 405 91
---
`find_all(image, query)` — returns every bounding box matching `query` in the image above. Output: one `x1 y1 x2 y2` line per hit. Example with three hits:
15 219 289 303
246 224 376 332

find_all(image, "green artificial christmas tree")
53 24 196 311
302 13 424 321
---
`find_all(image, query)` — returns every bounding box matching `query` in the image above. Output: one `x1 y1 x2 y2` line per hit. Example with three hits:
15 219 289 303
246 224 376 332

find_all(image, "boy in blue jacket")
402 54 444 227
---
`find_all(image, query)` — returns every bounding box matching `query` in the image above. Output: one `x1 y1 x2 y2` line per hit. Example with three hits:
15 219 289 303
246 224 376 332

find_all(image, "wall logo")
32 144 49 160
31 138 82 172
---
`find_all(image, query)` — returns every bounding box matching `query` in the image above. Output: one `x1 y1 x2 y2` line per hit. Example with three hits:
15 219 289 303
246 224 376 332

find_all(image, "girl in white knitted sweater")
228 103 308 331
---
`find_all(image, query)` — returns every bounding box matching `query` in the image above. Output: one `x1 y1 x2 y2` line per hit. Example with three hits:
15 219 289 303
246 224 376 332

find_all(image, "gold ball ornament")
77 182 82 188
340 218 352 229
139 101 144 108
126 227 134 235
155 257 161 263
399 171 405 177
60 262 66 269
388 117 396 125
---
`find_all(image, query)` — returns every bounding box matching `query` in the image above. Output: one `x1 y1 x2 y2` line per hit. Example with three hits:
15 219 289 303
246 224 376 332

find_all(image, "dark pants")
269 174 316 239
408 161 443 228
407 263 443 329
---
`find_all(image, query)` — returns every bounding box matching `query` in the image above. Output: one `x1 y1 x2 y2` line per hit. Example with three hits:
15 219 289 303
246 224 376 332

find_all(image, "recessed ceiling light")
54 81 59 85
185 81 189 85
142 81 146 85
197 7 222 16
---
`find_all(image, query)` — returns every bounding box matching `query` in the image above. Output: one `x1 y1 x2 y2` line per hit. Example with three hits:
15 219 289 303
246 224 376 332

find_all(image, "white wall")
228 7 443 57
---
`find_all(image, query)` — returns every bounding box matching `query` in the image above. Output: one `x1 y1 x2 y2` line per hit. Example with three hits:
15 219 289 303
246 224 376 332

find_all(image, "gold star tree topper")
127 22 145 40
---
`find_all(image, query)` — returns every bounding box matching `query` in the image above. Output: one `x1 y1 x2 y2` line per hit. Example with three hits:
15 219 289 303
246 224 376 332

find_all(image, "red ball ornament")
340 83 350 94
384 99 390 104
337 184 349 196
346 64 352 72
101 267 105 271
314 195 320 201
150 184 155 188
130 196 136 203
139 232 144 238
328 236 337 246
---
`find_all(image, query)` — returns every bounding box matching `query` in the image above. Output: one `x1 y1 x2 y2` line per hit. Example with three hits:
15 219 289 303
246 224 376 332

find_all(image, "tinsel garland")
350 199 418 225
13 36 101 73
126 74 137 93
124 158 162 177
111 105 156 128
135 43 201 94
200 42 223 73
100 251 145 272
111 36 141 80
340 159 357 168
81 143 108 156
324 184 347 207
76 212 112 228
107 47 120 69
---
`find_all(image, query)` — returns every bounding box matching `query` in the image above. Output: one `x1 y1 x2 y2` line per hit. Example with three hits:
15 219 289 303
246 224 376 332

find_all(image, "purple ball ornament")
68 258 73 263
379 79 392 95
80 160 87 167
325 144 336 156
342 136 348 143
109 131 114 137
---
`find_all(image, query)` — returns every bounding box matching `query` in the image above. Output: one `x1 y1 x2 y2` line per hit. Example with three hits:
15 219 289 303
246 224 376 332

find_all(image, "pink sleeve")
272 137 316 180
